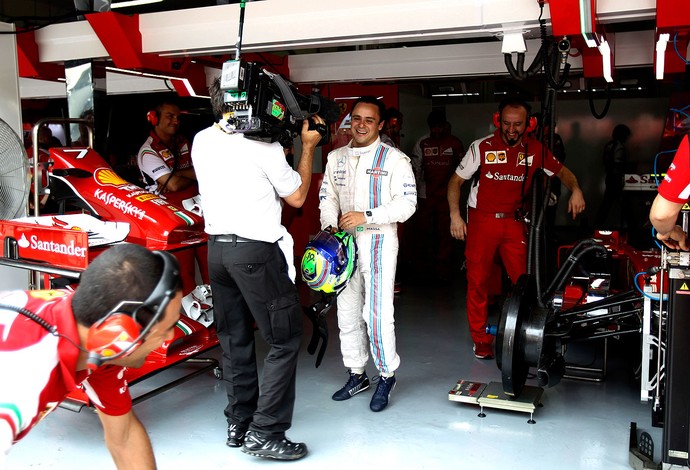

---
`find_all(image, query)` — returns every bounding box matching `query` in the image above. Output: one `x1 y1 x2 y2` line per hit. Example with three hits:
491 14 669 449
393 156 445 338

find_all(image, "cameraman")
191 77 323 461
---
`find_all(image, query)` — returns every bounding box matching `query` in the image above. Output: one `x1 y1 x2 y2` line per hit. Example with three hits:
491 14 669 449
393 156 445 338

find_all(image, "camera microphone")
319 99 342 123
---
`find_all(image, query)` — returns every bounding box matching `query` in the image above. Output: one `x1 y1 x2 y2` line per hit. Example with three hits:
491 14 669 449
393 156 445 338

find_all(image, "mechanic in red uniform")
27 125 55 212
650 134 690 251
447 96 586 359
0 243 182 470
418 111 464 282
137 101 209 295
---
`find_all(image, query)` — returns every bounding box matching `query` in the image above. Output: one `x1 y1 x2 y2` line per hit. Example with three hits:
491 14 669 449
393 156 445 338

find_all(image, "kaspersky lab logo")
93 168 148 220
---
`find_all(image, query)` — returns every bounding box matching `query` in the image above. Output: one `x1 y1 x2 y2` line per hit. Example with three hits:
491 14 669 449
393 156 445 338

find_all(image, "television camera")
219 60 340 147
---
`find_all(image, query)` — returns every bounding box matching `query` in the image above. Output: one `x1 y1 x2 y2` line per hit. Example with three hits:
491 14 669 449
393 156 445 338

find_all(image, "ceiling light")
431 93 479 97
111 0 164 9
501 32 527 54
105 66 209 98
656 33 670 80
598 40 613 83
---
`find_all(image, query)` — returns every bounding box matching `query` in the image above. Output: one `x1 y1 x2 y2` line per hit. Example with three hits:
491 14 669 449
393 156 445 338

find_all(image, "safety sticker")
683 203 690 211
676 283 690 294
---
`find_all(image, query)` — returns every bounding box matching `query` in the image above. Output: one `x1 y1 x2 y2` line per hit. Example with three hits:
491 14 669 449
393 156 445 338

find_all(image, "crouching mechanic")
319 96 417 412
0 243 182 470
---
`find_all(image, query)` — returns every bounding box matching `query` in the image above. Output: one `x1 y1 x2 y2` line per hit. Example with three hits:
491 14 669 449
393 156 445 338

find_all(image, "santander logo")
18 233 86 258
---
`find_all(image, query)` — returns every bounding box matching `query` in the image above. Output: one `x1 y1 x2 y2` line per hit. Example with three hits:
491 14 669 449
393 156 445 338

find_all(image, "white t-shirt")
191 126 301 243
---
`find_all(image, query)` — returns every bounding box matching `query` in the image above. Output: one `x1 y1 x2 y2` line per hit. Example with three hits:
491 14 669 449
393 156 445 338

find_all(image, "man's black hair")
612 124 631 142
427 109 447 128
498 95 532 117
71 243 180 327
384 107 403 122
352 96 386 123
151 100 181 125
209 77 230 120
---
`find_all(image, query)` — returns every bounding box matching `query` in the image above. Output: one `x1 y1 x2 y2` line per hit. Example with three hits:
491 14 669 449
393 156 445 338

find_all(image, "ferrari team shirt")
658 135 690 203
137 131 197 206
456 130 564 214
0 290 132 458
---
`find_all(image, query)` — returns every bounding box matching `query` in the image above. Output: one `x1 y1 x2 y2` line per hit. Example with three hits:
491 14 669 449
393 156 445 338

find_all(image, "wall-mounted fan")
0 117 30 220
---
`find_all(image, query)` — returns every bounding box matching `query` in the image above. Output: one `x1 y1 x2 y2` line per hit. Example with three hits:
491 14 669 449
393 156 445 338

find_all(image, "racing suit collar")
347 137 381 157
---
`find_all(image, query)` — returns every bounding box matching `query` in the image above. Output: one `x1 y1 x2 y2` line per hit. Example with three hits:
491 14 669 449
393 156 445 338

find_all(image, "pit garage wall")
0 21 29 290
397 89 669 231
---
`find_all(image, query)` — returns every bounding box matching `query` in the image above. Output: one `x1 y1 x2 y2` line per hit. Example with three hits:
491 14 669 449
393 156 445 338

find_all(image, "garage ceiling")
2 0 685 100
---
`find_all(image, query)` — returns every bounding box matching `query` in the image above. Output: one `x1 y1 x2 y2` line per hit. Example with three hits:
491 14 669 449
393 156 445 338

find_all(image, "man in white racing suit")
318 96 417 412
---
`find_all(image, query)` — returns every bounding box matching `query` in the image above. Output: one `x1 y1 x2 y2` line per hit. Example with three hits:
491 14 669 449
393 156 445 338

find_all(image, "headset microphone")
85 250 180 370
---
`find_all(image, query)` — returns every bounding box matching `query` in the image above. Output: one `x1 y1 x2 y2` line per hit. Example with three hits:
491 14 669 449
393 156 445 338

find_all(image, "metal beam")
289 31 656 84
20 0 661 97
32 0 656 63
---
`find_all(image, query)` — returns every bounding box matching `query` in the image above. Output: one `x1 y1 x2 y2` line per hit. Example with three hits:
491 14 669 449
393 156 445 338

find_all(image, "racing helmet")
301 230 357 294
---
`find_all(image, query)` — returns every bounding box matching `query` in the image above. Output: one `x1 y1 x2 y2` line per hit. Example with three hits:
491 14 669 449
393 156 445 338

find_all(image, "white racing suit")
319 138 417 374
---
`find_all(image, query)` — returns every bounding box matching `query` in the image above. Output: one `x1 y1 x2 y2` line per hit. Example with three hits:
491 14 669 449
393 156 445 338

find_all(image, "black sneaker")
241 431 308 460
331 370 370 401
369 375 396 412
226 423 247 448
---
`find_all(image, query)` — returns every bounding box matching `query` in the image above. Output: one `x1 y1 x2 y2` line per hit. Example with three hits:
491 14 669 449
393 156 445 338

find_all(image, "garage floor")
7 275 662 469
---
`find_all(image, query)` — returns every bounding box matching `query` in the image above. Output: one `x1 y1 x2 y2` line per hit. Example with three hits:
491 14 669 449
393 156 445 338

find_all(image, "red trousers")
174 244 210 295
464 209 527 344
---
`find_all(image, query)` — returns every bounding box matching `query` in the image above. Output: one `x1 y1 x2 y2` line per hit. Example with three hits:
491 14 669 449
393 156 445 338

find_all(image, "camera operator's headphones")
146 109 160 127
85 250 180 370
493 100 538 134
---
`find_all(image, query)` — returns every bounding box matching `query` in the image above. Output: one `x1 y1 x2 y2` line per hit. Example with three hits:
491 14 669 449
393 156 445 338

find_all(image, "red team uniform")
658 135 690 203
418 133 464 279
138 131 209 294
456 130 563 345
0 290 131 456
137 131 197 205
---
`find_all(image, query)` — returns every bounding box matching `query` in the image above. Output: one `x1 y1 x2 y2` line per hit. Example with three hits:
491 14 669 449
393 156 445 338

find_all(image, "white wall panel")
35 21 108 63
20 0 660 96
0 21 29 290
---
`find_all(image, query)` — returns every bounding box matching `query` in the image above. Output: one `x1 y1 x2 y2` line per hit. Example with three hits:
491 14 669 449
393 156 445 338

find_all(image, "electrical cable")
650 227 664 250
539 12 570 90
633 271 664 301
653 149 679 186
0 303 87 352
587 80 611 119
673 33 690 65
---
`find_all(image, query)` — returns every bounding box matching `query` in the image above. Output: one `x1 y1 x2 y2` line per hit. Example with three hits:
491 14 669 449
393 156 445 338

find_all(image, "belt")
469 208 515 220
210 234 260 243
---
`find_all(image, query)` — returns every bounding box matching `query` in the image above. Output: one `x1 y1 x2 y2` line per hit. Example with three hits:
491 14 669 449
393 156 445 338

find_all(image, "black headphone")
493 97 538 133
0 251 180 369
84 250 180 369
